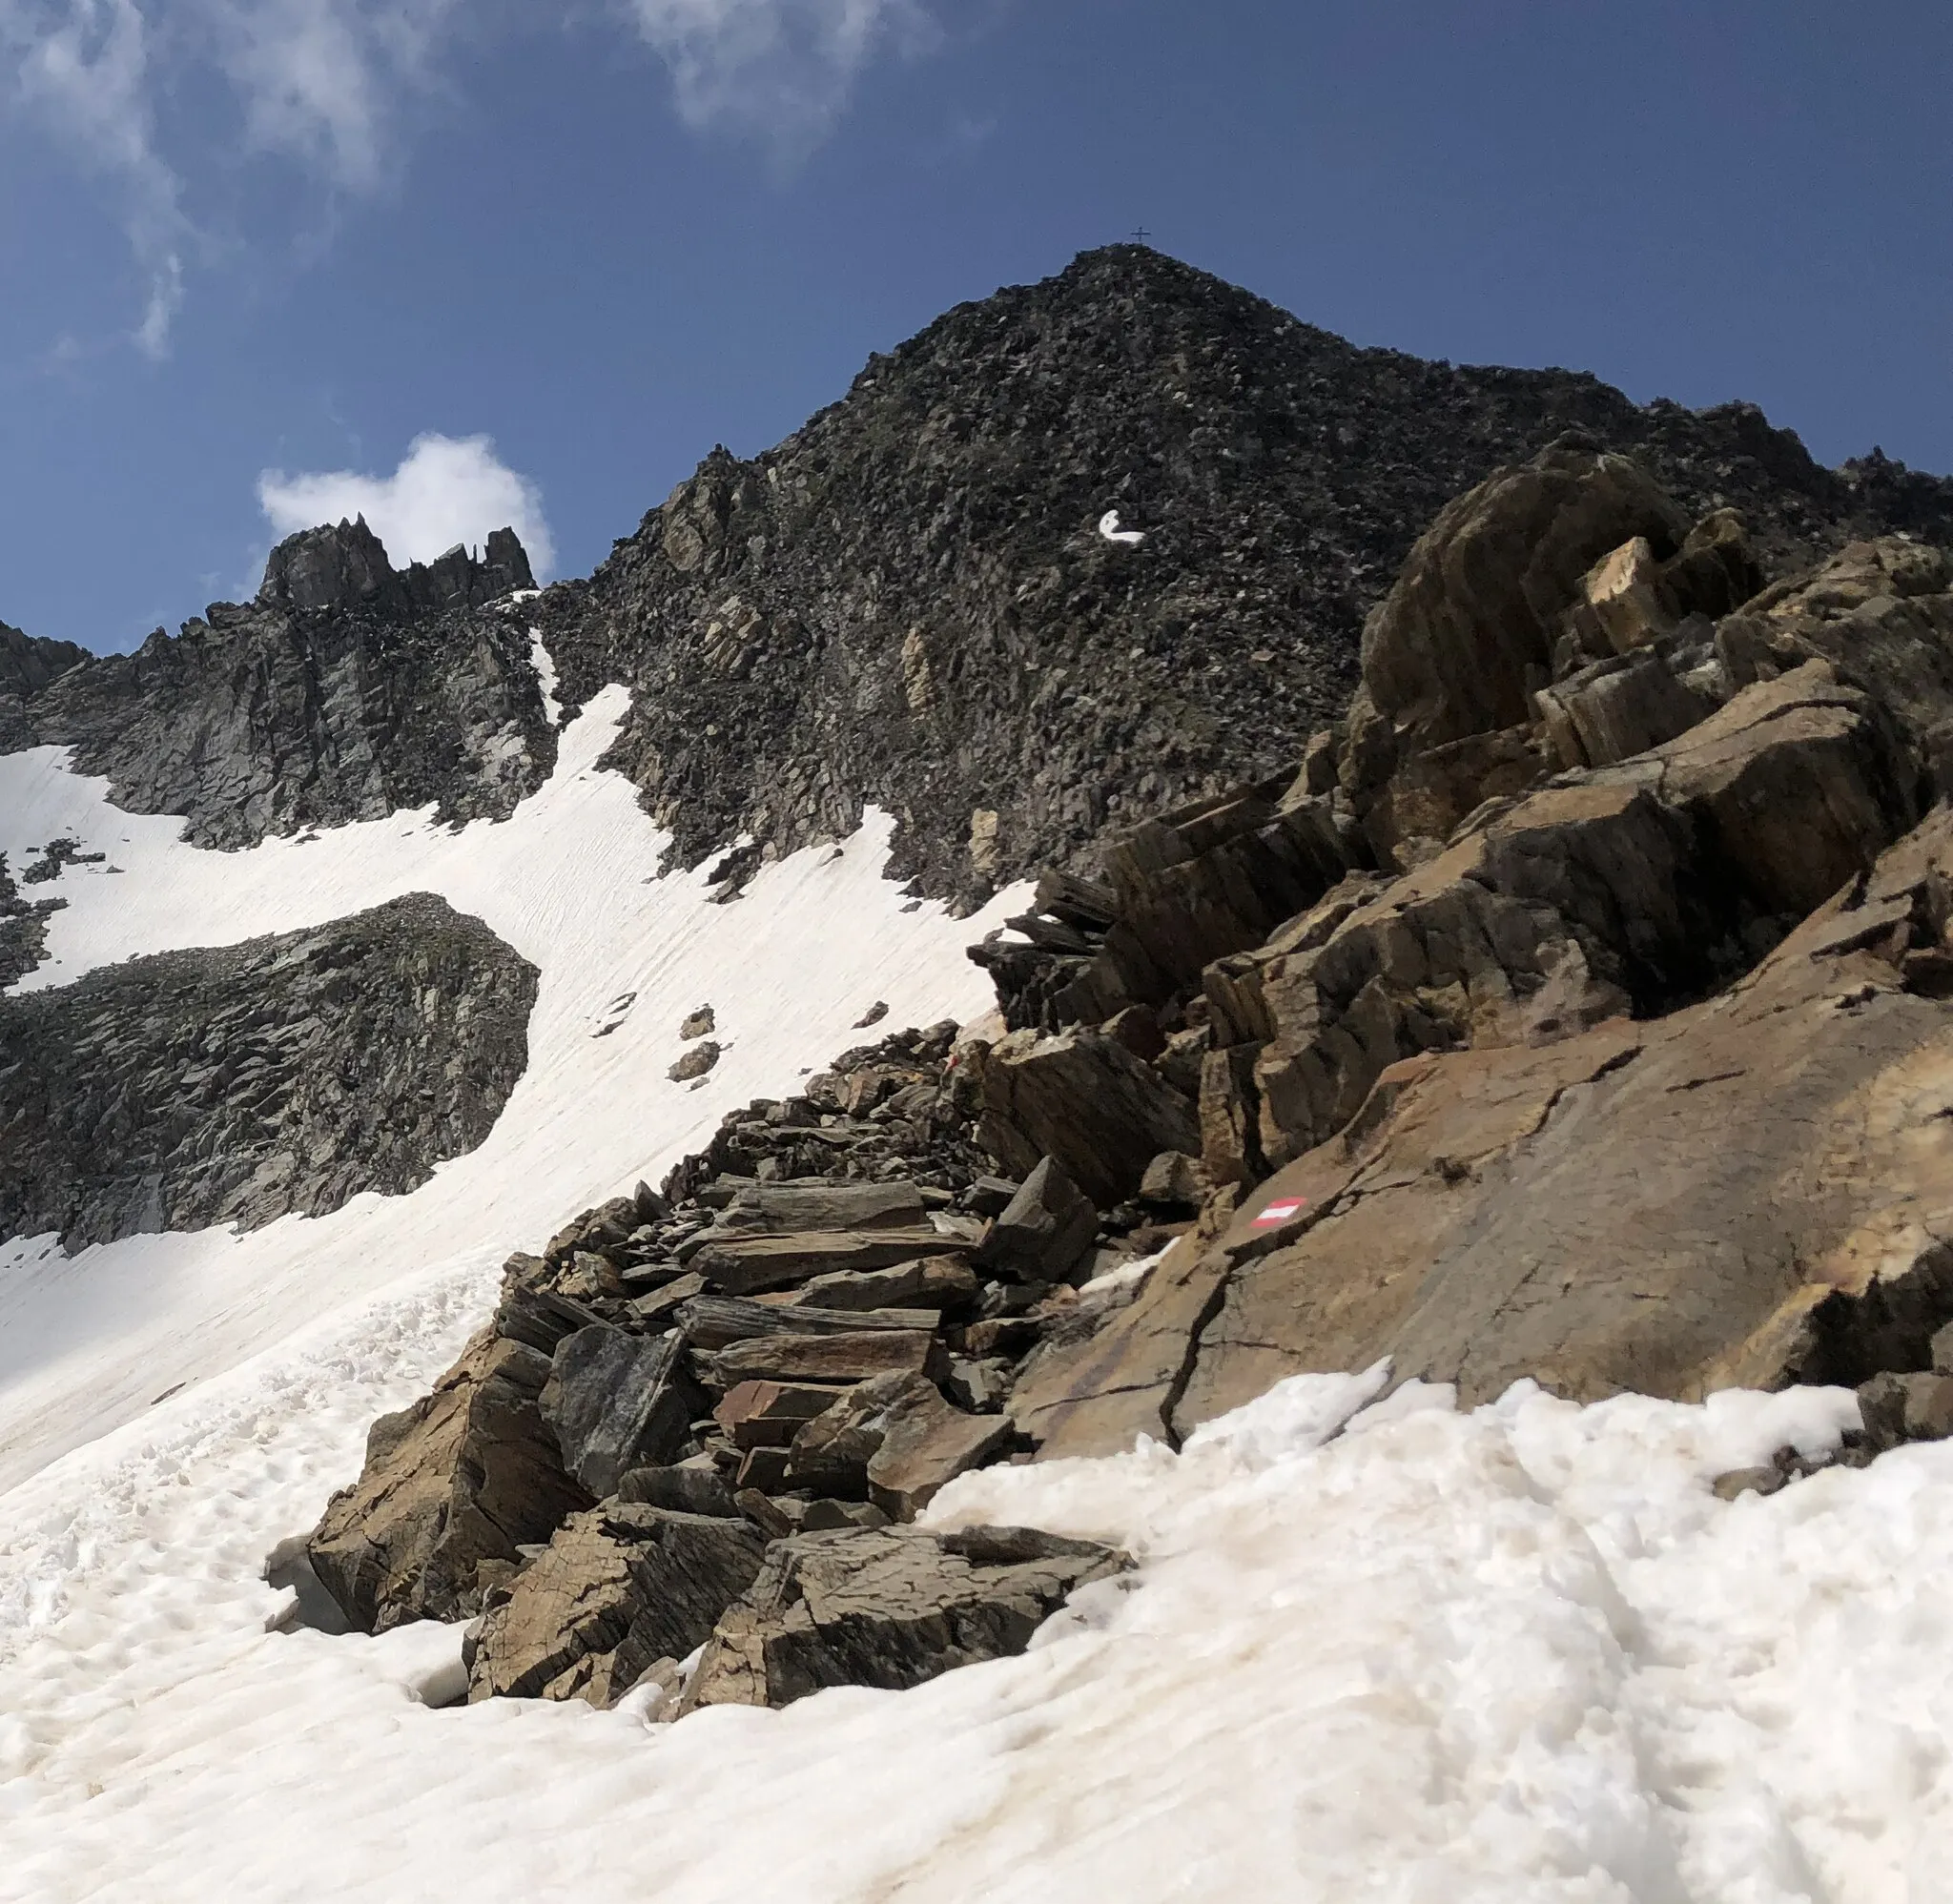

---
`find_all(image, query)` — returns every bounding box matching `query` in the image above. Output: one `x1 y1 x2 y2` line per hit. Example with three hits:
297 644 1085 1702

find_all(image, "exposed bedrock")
0 892 537 1248
300 427 1953 1727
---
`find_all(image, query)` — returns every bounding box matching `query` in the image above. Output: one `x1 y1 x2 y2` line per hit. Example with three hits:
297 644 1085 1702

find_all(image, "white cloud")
199 0 459 190
257 432 557 578
2 0 939 350
626 0 931 153
2 0 190 353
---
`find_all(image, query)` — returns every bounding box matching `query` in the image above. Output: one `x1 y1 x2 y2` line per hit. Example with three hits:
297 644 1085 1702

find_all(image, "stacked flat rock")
306 1017 1144 1710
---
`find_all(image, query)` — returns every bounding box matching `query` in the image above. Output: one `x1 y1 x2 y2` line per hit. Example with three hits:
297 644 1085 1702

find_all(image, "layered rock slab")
680 1524 1127 1711
1018 805 1953 1455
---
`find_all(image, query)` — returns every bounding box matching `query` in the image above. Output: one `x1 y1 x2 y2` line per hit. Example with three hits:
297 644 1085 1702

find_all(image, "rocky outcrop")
996 474 1953 1456
303 1020 1162 1701
678 1524 1127 1712
533 247 1953 908
309 1325 592 1632
0 892 537 1247
464 1503 767 1705
16 522 552 849
306 426 1953 1733
0 852 63 992
0 618 88 751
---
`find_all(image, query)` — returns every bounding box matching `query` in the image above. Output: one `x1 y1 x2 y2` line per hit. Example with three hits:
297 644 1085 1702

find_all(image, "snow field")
6 1337 1946 1903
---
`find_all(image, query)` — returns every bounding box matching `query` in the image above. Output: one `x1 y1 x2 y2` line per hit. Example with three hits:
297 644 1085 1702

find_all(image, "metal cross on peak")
1130 226 1152 245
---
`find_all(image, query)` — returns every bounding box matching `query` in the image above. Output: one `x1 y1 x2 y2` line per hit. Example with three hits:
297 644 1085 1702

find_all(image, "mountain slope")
536 244 1953 904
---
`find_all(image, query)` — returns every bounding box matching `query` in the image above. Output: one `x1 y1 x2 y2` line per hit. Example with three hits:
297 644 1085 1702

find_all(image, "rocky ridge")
0 893 538 1247
18 521 552 850
0 618 88 752
304 433 1953 1723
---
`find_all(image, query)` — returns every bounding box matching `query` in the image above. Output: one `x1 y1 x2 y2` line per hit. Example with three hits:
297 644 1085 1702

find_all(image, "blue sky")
2 0 1949 653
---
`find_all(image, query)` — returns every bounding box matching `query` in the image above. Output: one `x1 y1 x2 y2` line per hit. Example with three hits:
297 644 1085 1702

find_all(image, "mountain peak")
258 518 534 617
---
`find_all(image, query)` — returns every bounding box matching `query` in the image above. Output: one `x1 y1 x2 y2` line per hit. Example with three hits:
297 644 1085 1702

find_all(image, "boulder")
669 1040 721 1082
970 1027 1200 1207
972 1156 1099 1280
1579 535 1678 655
866 1388 1014 1520
466 1504 766 1707
308 1329 590 1632
679 1524 1128 1711
615 1463 740 1517
541 1325 703 1499
784 1371 938 1499
1139 1150 1211 1209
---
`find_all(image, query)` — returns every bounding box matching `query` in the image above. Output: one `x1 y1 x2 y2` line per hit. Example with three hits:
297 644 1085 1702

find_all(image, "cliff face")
0 619 89 752
22 520 553 850
533 245 1953 906
0 892 537 1249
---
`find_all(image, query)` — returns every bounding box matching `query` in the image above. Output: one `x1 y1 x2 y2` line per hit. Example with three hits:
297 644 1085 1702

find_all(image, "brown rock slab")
785 1371 938 1499
972 1155 1099 1281
713 1379 851 1449
308 1329 591 1633
866 1389 1014 1520
466 1503 766 1706
691 1228 969 1296
774 1253 976 1314
708 1328 937 1386
679 1294 940 1349
971 1026 1199 1207
679 1524 1128 1712
718 1179 926 1234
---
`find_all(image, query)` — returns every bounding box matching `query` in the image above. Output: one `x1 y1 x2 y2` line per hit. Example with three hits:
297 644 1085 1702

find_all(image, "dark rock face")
534 245 1953 906
0 892 537 1247
0 853 63 992
0 619 89 751
19 522 552 850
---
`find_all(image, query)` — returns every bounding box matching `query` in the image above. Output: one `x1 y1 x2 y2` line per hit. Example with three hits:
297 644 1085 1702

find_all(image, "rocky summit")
20 520 550 850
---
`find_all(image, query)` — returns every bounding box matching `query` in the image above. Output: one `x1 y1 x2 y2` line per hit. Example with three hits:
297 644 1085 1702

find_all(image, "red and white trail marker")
1251 1196 1307 1228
